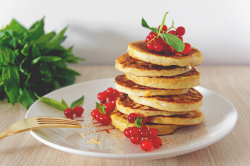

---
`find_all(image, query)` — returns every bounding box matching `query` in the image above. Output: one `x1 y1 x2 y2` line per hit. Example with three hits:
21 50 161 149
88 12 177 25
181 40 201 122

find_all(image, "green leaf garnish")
96 102 106 114
135 117 143 128
61 98 69 108
141 18 159 33
0 17 84 109
70 95 84 109
159 33 185 52
36 95 67 111
141 12 185 52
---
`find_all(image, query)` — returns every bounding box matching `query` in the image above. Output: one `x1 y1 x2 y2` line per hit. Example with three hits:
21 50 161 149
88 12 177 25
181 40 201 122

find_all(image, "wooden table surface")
0 65 249 166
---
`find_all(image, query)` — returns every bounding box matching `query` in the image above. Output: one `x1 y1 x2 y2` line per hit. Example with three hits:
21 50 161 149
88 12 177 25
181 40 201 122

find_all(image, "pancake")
115 75 189 96
125 68 200 89
115 53 192 76
147 110 204 125
129 88 203 112
127 41 203 67
116 94 187 117
110 112 182 136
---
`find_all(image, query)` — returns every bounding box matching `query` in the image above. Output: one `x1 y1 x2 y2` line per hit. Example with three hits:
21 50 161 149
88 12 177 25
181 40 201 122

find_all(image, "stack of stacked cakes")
110 41 204 135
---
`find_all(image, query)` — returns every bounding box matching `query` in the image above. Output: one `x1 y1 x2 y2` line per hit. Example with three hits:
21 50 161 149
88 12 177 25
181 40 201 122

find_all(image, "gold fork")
0 117 82 140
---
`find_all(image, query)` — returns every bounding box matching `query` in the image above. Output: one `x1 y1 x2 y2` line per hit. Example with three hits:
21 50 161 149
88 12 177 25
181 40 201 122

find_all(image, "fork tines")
37 117 81 125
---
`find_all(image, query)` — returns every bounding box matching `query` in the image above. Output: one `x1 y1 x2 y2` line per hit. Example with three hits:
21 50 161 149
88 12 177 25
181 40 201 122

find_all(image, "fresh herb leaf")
0 17 84 109
141 18 159 33
36 95 67 111
96 102 106 114
70 95 84 109
159 33 185 52
18 88 36 109
61 98 69 108
135 117 143 128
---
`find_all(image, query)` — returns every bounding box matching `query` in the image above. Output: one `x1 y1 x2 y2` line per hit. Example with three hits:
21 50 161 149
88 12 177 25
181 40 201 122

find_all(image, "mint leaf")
135 117 143 128
2 65 20 105
24 17 44 41
18 88 36 109
61 98 69 108
36 95 67 111
141 18 159 33
0 17 83 109
1 19 26 34
96 102 106 114
70 95 84 109
159 33 185 52
31 56 62 65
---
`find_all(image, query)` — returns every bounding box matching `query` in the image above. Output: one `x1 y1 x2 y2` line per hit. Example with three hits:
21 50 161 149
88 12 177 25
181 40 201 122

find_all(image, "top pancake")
127 41 203 67
115 53 192 76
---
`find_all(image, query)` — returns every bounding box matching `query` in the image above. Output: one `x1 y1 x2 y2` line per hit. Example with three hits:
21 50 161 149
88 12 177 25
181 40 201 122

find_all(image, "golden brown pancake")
116 94 187 117
115 75 189 96
146 110 204 125
129 88 203 112
127 41 203 67
125 68 200 89
115 53 192 76
110 112 182 135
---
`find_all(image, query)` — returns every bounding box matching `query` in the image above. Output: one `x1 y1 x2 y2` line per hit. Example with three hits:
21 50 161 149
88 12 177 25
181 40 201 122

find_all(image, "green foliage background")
0 18 83 109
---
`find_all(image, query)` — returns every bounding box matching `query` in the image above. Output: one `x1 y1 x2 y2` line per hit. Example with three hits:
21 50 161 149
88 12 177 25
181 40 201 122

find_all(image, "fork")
0 117 82 140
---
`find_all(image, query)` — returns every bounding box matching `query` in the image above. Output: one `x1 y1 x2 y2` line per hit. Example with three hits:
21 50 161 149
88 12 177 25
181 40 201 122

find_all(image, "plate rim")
26 78 238 159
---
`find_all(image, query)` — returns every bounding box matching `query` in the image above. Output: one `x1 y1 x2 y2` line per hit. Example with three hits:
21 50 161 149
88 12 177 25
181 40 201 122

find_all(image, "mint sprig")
141 12 185 52
0 18 84 109
96 102 106 114
135 117 143 128
36 94 84 111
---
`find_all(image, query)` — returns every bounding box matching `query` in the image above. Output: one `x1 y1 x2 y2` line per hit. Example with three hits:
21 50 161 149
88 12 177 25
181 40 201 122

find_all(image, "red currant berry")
128 113 138 123
99 114 111 125
105 102 115 114
168 30 176 35
145 35 151 43
64 108 74 118
149 31 157 38
141 140 153 151
139 125 148 132
107 87 114 94
124 128 130 138
141 117 147 125
149 128 158 138
113 89 120 97
95 112 102 121
147 42 154 50
140 130 148 138
176 26 185 36
158 25 168 32
130 136 142 144
151 137 162 148
182 43 191 55
91 108 99 119
73 106 84 117
129 126 140 136
178 36 183 41
154 43 163 52
97 92 106 103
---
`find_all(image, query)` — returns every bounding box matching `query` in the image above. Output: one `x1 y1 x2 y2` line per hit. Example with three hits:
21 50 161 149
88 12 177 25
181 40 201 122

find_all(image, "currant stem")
167 20 175 31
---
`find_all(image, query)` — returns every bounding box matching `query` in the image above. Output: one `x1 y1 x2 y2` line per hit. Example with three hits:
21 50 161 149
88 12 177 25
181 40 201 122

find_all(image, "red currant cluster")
92 87 122 125
64 106 84 119
91 103 112 125
145 25 191 54
97 87 122 109
124 113 162 151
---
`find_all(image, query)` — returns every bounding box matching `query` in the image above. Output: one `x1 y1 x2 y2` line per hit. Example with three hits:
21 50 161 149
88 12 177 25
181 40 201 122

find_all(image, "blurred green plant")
0 17 84 109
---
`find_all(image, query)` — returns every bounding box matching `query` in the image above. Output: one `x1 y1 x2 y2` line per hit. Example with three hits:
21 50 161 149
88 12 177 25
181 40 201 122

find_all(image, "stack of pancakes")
110 41 204 135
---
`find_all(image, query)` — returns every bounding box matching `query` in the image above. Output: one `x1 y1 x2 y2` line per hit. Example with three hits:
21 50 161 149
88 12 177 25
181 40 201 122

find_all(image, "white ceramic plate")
26 78 238 160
